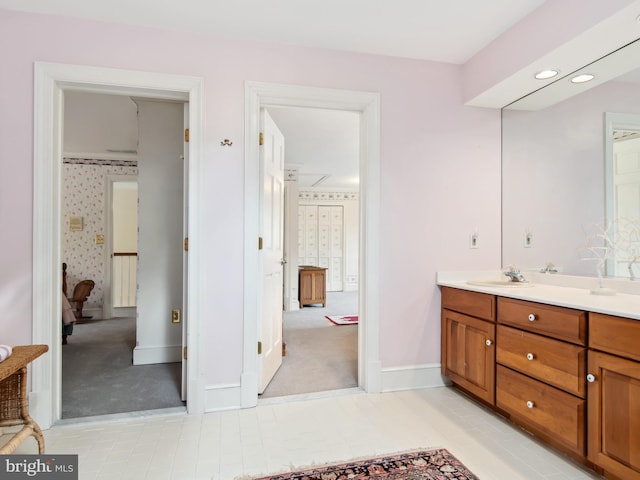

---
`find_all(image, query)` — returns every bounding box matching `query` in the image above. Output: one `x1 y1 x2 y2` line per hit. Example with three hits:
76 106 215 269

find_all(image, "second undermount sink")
467 279 534 288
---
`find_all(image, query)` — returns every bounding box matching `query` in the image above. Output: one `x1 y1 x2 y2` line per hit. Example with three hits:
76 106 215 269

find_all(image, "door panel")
258 109 285 394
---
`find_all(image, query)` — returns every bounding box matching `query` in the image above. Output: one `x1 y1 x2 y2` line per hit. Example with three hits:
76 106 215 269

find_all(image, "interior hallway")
37 386 603 480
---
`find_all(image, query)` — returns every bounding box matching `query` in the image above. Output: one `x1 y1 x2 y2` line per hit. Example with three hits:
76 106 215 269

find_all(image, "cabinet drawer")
497 297 586 345
441 287 495 321
496 365 585 456
590 313 640 362
497 325 586 397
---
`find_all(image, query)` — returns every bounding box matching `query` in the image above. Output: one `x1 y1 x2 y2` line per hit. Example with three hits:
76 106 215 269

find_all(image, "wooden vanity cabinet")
496 297 587 457
587 313 640 480
441 285 640 478
441 287 496 404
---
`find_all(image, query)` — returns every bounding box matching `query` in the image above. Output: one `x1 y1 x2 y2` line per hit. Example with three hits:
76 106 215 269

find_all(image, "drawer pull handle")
526 401 535 409
528 313 537 322
526 353 535 361
485 339 493 346
587 374 596 383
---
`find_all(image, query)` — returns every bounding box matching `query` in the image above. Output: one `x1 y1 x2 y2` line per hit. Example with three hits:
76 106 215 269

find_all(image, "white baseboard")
112 307 135 318
200 365 448 413
204 383 242 412
381 363 450 392
80 307 103 320
133 345 181 365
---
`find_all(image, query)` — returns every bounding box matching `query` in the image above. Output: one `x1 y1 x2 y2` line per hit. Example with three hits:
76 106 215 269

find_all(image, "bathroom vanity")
438 272 640 480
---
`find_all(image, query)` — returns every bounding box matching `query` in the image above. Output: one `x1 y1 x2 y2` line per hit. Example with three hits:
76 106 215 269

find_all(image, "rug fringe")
233 446 446 480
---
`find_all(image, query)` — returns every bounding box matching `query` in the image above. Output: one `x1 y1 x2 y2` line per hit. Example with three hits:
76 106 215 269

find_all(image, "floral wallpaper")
62 158 138 311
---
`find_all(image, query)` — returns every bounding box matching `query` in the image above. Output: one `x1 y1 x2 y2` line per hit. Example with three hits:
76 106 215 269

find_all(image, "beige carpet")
260 291 358 398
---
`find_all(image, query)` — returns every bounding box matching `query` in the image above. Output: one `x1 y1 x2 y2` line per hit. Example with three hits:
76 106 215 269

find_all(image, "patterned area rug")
249 449 478 480
325 314 358 325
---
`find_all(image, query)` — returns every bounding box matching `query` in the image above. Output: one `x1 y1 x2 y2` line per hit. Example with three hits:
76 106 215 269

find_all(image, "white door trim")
241 81 381 406
32 62 205 428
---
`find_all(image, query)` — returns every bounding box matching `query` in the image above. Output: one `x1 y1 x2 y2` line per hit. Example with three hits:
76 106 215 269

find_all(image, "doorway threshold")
54 406 187 428
258 387 363 406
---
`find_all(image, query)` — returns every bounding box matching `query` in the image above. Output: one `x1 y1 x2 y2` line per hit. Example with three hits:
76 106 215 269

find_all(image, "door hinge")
184 128 190 142
258 236 263 250
172 309 181 324
258 341 262 355
183 346 188 360
259 132 264 146
184 237 189 251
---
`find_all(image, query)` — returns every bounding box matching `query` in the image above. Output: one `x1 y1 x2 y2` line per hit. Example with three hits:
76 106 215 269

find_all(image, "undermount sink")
467 279 534 288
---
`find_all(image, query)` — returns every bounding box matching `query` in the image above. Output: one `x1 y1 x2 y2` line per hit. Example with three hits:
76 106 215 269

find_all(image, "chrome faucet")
540 262 558 274
504 266 528 283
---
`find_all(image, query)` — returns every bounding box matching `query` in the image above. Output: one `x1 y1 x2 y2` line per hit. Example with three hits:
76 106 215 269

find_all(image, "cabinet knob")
586 374 596 383
528 313 537 322
526 353 535 361
526 401 535 409
485 339 493 346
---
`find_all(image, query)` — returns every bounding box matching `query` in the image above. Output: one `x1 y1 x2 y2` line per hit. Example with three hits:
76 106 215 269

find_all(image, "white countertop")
437 270 640 320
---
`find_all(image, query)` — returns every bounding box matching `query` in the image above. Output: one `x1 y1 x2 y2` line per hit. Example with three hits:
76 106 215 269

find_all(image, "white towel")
0 344 12 362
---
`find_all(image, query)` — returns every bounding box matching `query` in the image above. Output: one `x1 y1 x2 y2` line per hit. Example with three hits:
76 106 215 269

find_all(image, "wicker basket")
0 345 48 454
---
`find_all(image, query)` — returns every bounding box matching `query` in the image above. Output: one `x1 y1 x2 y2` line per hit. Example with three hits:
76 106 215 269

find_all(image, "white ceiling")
267 107 360 190
0 0 546 64
0 0 547 190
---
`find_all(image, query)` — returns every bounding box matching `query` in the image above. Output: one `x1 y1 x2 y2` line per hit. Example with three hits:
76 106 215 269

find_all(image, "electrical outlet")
469 232 479 249
524 231 533 248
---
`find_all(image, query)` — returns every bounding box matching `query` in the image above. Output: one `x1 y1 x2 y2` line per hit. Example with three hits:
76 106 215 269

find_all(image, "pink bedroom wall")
0 9 501 386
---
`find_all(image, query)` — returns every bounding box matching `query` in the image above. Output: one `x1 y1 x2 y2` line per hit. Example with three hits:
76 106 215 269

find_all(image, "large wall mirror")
502 39 640 279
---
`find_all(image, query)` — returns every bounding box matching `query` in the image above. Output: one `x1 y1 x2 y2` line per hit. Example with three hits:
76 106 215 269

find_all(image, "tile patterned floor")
22 387 603 479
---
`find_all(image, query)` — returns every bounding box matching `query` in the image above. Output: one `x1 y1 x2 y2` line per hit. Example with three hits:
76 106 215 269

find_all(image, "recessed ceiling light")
571 73 595 84
535 69 559 80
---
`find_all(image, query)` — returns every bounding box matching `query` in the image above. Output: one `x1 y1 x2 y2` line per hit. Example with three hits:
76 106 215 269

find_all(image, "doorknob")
281 258 287 266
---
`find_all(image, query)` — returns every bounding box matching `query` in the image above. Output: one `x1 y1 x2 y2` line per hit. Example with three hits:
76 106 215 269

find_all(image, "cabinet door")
442 309 495 404
587 351 640 479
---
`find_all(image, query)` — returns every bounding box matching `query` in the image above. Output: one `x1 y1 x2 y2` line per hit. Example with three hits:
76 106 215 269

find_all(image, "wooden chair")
69 280 95 319
62 263 95 319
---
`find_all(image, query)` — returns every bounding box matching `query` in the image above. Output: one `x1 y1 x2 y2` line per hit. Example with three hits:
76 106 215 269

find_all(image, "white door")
612 135 640 277
258 108 285 394
298 205 344 291
318 206 344 291
181 103 189 401
134 100 185 366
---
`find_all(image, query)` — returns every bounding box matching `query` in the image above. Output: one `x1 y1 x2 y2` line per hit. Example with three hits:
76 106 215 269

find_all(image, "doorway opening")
258 106 361 398
241 82 382 407
32 63 204 429
605 113 640 279
60 93 186 420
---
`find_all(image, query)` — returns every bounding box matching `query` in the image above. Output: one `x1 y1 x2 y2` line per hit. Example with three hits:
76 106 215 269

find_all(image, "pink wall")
0 9 501 385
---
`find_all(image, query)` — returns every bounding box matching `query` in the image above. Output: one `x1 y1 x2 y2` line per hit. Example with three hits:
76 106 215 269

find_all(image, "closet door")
298 205 318 266
318 206 343 291
298 204 344 292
